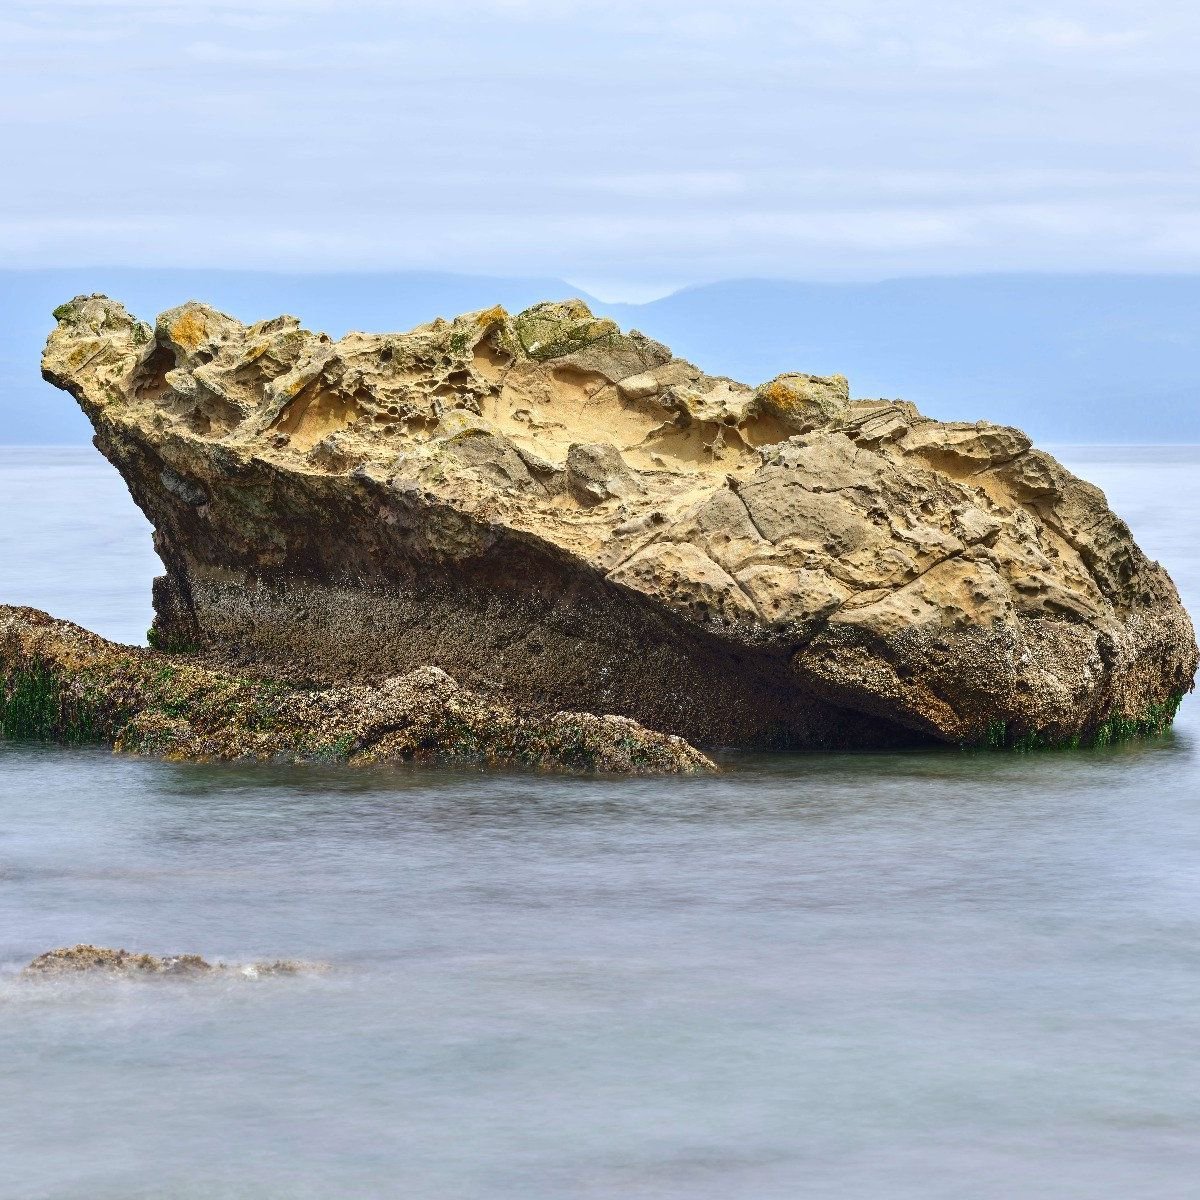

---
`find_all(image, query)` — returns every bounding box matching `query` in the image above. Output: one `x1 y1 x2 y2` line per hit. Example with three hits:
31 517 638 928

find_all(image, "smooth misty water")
2 446 1199 1200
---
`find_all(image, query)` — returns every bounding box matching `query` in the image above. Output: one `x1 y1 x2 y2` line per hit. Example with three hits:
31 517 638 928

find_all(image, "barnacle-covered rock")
0 606 714 773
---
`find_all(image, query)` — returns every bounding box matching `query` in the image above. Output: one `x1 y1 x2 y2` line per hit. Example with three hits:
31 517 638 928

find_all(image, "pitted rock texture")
0 606 713 774
40 294 1197 750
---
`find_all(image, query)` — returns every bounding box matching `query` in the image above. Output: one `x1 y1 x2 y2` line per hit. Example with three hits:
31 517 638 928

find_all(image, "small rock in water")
22 944 317 979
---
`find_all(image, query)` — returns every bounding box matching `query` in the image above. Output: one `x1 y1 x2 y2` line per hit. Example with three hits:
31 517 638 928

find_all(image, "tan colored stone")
36 293 1197 750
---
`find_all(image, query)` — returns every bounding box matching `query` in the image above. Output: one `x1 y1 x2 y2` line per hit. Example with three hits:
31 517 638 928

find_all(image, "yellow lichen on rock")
168 308 208 351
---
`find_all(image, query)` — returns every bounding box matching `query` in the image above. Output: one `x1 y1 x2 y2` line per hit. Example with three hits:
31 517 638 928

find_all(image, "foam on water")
2 446 1199 1199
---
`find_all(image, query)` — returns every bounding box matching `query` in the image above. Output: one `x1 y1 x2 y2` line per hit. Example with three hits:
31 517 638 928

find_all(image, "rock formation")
38 294 1197 751
23 944 315 979
0 606 712 773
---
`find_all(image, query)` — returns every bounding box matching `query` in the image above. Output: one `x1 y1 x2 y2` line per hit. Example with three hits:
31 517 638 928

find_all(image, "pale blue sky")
4 0 1199 299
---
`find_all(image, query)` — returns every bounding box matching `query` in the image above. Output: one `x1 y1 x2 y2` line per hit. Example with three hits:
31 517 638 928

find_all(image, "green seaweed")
308 734 355 763
155 694 191 719
972 692 1184 752
146 626 199 655
0 663 103 743
1090 693 1183 747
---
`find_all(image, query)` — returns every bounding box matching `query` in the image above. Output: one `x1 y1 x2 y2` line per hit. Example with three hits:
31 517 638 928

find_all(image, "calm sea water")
2 446 1199 1200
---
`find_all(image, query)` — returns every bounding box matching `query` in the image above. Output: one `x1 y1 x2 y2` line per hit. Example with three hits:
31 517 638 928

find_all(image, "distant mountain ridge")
603 276 1200 443
2 269 1198 443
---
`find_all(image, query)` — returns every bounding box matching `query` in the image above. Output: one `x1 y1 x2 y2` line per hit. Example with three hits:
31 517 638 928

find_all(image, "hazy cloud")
3 0 1199 296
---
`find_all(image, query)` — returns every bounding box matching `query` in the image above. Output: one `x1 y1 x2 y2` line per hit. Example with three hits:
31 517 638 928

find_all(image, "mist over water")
2 447 1199 1199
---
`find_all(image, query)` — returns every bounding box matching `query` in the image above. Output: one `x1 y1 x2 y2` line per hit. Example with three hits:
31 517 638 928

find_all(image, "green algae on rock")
37 293 1198 752
0 607 715 774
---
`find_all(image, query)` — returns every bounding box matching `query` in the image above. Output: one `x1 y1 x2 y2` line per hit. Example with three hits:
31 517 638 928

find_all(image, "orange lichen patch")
279 372 316 400
475 304 508 326
170 310 209 351
758 380 791 402
757 378 802 412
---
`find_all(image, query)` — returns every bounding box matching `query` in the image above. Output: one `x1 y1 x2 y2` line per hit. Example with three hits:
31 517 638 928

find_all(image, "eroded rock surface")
39 294 1197 749
0 606 713 774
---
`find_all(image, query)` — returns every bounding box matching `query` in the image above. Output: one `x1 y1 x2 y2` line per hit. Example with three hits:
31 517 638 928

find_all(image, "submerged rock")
37 294 1197 751
0 606 713 773
23 944 312 979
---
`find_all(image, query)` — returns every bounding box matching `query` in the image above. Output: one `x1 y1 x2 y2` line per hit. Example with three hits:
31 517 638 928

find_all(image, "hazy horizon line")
9 264 1200 308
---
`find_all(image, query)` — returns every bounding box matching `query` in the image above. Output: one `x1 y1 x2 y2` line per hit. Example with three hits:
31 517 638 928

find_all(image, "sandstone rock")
617 372 660 401
38 294 1197 750
566 442 638 504
755 371 850 432
0 606 713 774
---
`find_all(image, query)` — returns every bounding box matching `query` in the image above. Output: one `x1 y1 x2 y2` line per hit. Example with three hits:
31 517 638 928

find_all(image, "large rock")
40 294 1197 750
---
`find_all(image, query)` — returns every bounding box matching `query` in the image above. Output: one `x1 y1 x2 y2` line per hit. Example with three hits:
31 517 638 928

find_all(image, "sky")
4 0 1200 300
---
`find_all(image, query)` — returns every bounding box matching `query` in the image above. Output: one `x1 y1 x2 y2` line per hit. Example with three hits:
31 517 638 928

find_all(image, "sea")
2 445 1199 1200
